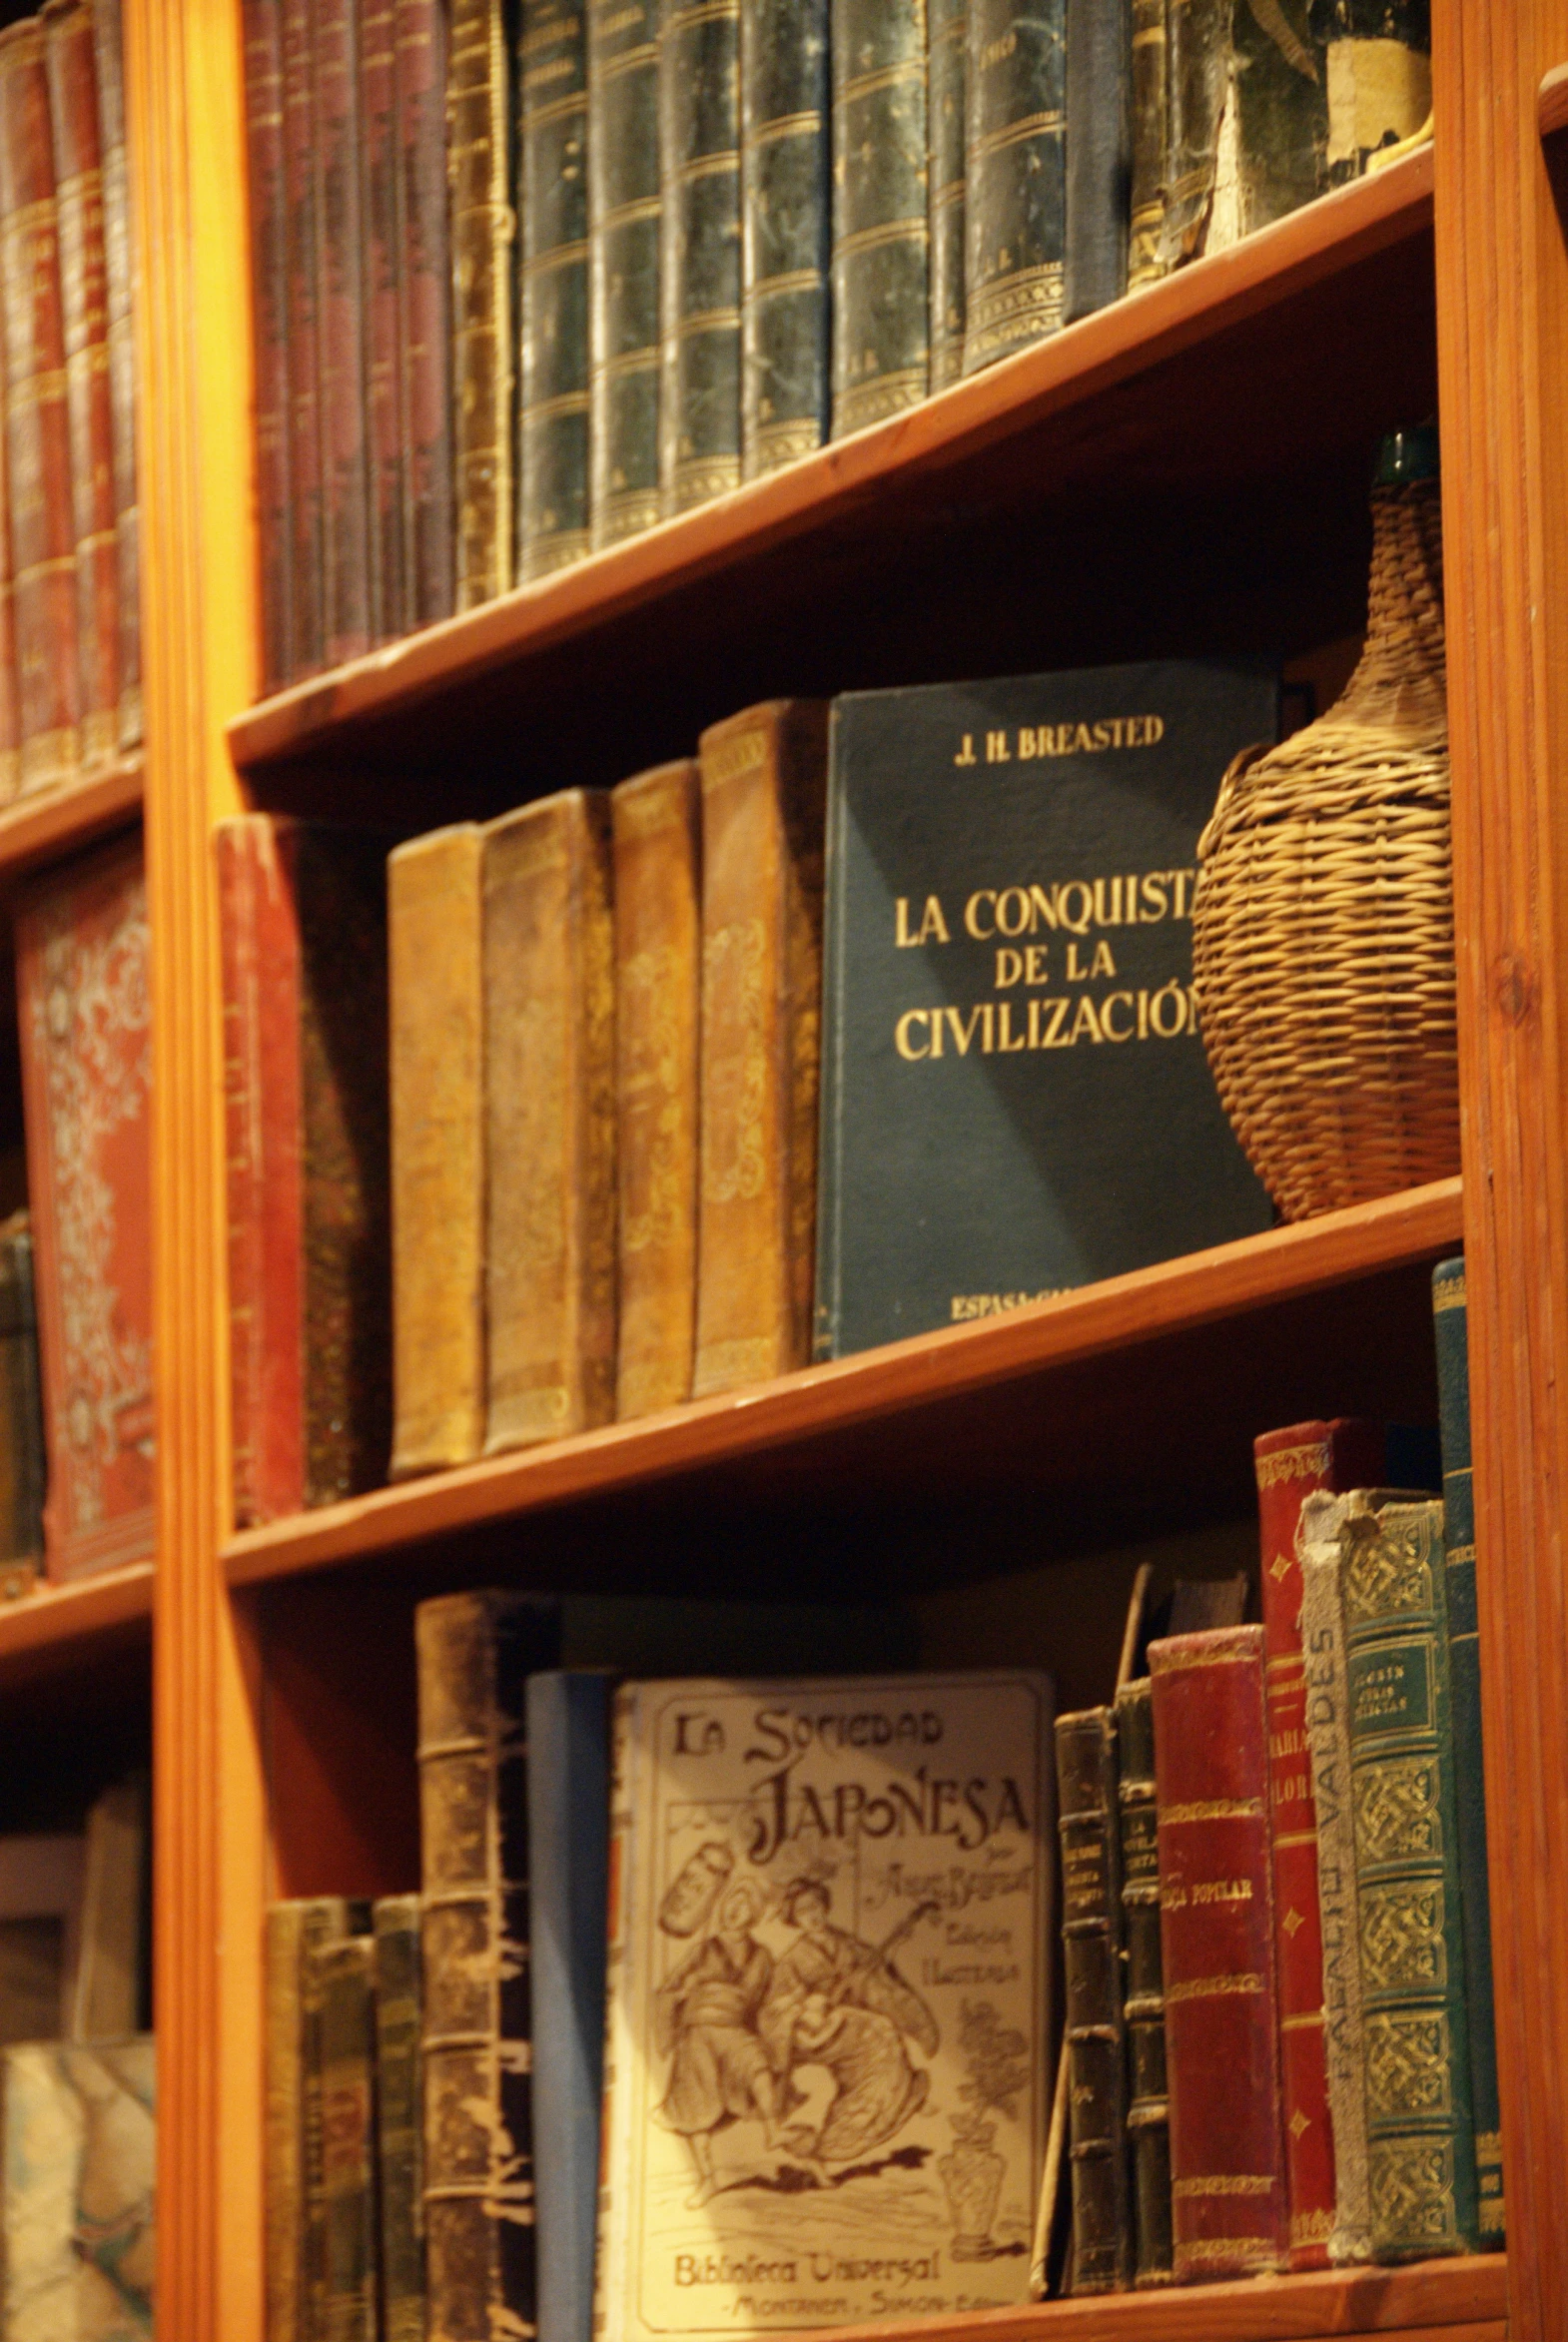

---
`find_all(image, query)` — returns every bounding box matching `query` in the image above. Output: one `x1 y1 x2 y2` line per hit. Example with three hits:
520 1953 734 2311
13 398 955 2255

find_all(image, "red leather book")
91 0 139 750
244 0 294 694
16 834 153 1579
0 341 21 804
360 0 405 644
1254 1416 1385 2269
281 0 325 676
0 19 81 793
1150 1624 1287 2282
393 0 452 628
43 0 121 772
316 0 371 667
217 817 392 1524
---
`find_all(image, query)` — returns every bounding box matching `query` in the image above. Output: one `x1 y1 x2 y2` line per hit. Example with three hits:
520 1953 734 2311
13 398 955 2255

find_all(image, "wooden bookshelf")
0 1561 152 1690
0 758 141 887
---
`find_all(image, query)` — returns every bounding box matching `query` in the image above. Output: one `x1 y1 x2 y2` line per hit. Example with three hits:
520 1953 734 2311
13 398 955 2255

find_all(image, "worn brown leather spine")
484 790 616 1449
374 1897 426 2342
0 20 81 792
361 0 406 644
417 1592 559 2342
612 761 700 1419
315 1933 380 2342
693 699 827 1396
1057 1705 1132 2292
266 1898 356 2342
282 0 325 673
90 0 137 745
1129 0 1170 287
245 0 294 692
43 0 118 772
317 0 372 666
395 0 453 626
0 337 20 802
389 823 486 1476
448 0 514 608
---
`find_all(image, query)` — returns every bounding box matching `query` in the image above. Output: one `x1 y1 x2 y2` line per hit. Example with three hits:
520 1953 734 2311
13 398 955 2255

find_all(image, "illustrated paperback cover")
0 2036 154 2341
596 1672 1055 2336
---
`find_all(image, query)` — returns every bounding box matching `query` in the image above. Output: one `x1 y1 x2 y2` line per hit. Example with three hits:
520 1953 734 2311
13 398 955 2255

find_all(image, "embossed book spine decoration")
417 1591 560 2342
694 699 827 1397
1338 1493 1480 2259
448 0 514 606
1064 0 1130 324
375 1897 426 2342
317 0 373 666
1157 0 1225 267
0 20 81 790
740 0 829 476
831 0 928 435
315 1933 380 2342
483 790 616 1449
265 1898 359 2342
659 0 742 512
1432 1256 1503 2246
89 0 137 745
0 1216 44 1578
245 0 294 690
217 817 392 1522
1255 1416 1384 2270
1128 0 1170 287
927 0 966 389
281 0 325 672
964 0 1065 372
362 0 406 644
1056 1706 1131 2291
587 0 660 547
395 0 454 627
612 761 700 1419
16 836 152 1578
44 0 120 771
390 823 486 1477
1116 1675 1174 2285
1150 1624 1288 2281
519 0 590 577
1313 0 1431 188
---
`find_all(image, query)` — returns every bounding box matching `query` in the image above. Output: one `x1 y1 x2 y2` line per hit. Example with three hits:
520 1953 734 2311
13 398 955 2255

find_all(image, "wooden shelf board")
228 150 1433 790
0 1559 153 1687
1540 61 1568 141
226 1175 1462 1589
0 759 142 888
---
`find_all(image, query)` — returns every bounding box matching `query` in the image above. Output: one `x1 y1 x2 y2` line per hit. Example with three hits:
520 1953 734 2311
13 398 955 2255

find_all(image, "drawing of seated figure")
652 1876 783 2207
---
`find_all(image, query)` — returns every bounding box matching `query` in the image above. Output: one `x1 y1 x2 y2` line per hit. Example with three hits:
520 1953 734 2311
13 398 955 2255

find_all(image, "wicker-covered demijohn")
1191 429 1457 1222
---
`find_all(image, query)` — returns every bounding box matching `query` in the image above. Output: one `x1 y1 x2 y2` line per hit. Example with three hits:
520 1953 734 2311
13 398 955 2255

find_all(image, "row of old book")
244 0 1433 694
1052 1274 1500 2294
0 1 142 799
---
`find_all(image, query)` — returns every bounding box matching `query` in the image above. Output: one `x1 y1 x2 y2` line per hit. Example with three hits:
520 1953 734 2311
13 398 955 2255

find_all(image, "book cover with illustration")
594 1673 1054 2336
1 2036 154 2340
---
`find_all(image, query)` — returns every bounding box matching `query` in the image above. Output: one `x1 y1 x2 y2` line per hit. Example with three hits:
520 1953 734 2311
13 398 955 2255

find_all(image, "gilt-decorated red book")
1150 1623 1287 2282
1254 1416 1385 2269
16 833 153 1579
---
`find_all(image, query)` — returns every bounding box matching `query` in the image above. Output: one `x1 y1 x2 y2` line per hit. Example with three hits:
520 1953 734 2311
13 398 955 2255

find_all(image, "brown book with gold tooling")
90 0 138 747
265 1898 363 2342
612 761 700 1420
484 791 616 1450
390 823 486 1477
693 701 828 1398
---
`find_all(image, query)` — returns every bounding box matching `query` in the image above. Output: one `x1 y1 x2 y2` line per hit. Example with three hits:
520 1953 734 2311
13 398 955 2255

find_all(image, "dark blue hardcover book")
588 0 662 548
740 0 830 477
964 0 1066 373
830 0 929 436
927 0 967 390
659 0 743 512
1064 0 1131 323
815 660 1278 1358
518 0 591 578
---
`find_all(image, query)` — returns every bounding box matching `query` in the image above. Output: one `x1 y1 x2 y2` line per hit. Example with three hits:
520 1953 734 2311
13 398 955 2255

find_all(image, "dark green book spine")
1433 1256 1503 2247
830 0 929 437
587 0 660 548
1341 1497 1479 2260
1116 1676 1174 2287
739 0 829 479
1128 0 1169 288
927 0 966 390
518 0 590 578
1064 0 1129 323
963 0 1066 374
375 1897 426 2342
659 0 742 513
1056 1706 1131 2293
1226 2 1325 240
1157 0 1225 267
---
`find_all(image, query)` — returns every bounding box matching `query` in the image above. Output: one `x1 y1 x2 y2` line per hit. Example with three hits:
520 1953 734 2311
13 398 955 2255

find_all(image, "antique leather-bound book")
317 0 373 667
265 1899 363 2342
315 1934 380 2342
1157 0 1225 267
1255 1416 1384 2269
964 0 1066 372
1209 2 1326 251
394 0 454 628
1064 0 1130 324
587 0 660 549
0 370 19 803
1115 1675 1174 2286
375 1898 426 2342
389 823 486 1477
361 0 406 645
831 0 928 436
694 700 827 1398
17 835 153 1579
1129 0 1170 288
927 0 966 390
1432 1257 1503 2247
1056 1707 1131 2292
483 791 616 1449
659 0 742 513
1336 1493 1480 2259
244 0 294 692
90 0 137 747
448 0 514 607
739 0 829 477
217 817 392 1522
0 20 80 792
0 1216 44 1582
519 0 590 578
612 761 700 1420
1150 1625 1288 2280
1312 0 1430 186
281 0 325 674
417 1592 561 2342
43 0 120 772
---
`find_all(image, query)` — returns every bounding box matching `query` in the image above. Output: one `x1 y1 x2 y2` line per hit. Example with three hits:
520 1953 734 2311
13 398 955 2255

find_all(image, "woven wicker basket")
1191 440 1457 1221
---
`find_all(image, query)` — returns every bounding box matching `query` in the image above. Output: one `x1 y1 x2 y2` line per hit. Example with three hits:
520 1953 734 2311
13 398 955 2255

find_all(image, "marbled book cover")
1 2036 154 2340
